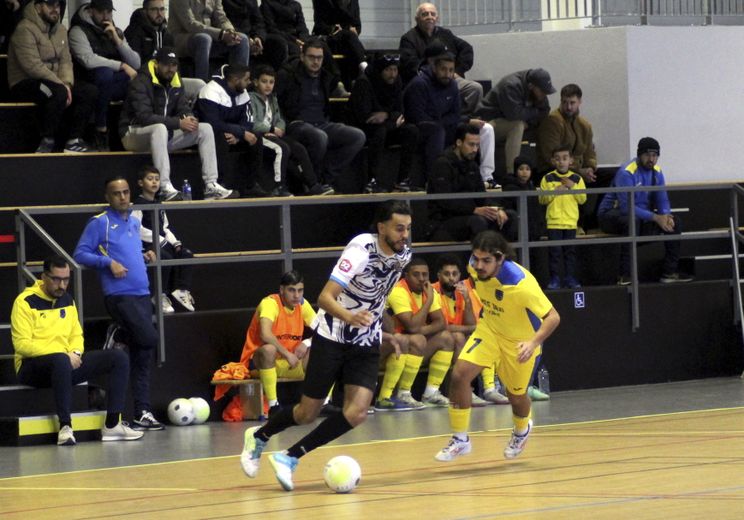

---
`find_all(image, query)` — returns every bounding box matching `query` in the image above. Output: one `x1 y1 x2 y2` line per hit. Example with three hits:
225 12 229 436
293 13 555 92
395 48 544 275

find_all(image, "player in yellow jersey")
435 230 560 462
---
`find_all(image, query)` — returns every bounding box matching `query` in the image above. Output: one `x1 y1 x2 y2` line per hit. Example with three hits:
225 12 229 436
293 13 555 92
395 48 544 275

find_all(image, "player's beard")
384 234 404 253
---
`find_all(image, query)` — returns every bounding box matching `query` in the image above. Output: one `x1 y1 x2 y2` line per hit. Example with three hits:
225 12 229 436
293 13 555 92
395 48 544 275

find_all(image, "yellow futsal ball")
188 397 210 424
323 455 361 493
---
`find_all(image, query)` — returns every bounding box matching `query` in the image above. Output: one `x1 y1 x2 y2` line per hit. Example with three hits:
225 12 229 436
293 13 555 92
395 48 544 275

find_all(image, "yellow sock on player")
259 367 278 403
426 350 454 389
481 363 496 391
397 354 424 392
513 412 531 434
449 406 471 435
379 353 406 400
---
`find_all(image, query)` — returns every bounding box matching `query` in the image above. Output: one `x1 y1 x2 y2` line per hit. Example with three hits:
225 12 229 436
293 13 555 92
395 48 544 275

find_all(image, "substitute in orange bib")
240 270 316 416
435 230 560 462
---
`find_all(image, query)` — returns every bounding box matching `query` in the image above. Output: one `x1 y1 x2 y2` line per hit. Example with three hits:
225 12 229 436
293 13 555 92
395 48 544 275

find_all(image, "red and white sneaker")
434 436 472 461
504 419 533 459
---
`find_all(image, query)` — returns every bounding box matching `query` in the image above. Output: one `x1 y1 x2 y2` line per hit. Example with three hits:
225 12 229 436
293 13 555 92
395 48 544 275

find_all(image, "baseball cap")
527 68 556 95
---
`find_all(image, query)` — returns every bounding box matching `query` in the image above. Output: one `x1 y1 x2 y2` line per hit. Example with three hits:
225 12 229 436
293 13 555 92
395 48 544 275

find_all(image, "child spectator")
131 165 196 313
539 146 586 289
249 64 333 196
502 156 545 241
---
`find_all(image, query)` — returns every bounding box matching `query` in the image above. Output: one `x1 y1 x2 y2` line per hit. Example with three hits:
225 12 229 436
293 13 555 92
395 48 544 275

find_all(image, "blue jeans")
547 228 577 279
17 350 129 425
104 295 158 413
89 67 130 129
187 32 250 81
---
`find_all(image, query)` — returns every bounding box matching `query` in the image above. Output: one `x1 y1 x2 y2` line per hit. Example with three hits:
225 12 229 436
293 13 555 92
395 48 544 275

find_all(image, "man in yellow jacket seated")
11 255 143 446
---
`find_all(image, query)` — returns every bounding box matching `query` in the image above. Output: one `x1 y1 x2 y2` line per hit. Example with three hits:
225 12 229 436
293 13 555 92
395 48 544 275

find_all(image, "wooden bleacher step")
0 410 105 446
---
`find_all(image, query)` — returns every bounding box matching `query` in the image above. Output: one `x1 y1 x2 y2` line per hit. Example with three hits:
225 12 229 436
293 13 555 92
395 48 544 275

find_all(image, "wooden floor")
1 406 742 519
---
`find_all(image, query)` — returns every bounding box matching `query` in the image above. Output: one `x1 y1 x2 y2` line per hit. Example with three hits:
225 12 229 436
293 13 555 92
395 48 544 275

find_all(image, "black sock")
256 405 297 442
59 420 72 429
286 412 353 459
105 413 119 429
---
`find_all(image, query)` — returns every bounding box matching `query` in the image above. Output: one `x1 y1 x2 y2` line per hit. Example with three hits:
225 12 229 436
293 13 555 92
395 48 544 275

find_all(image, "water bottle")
182 179 192 201
537 367 550 395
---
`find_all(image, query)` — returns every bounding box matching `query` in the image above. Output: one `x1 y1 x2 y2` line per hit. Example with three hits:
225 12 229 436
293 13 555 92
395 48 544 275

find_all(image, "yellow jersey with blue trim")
467 260 553 344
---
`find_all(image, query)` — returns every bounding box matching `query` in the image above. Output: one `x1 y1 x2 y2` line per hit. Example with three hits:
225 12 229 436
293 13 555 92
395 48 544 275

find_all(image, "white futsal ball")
323 455 361 493
167 398 195 426
189 397 211 424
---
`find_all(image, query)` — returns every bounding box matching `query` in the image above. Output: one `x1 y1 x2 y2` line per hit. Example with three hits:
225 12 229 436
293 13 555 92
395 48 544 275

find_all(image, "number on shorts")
466 338 482 353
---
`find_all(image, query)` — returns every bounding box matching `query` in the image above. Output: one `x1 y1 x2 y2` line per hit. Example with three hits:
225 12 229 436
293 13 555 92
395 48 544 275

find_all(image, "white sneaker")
422 389 450 407
240 426 266 478
434 436 471 461
204 182 238 200
160 294 175 314
57 425 76 446
471 392 488 407
396 391 425 410
101 421 144 441
159 182 184 201
268 452 299 491
171 289 195 312
504 419 533 459
483 388 510 404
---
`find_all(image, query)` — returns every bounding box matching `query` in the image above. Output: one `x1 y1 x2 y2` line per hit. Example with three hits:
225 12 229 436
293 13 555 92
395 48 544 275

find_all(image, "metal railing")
12 182 740 365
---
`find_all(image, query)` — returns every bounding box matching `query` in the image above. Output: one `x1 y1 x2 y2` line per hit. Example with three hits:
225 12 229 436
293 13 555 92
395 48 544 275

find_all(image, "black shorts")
302 331 380 399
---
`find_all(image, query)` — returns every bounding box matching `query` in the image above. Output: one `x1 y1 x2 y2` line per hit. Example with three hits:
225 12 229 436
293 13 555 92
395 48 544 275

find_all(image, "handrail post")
629 190 640 331
280 202 293 272
15 210 26 295
518 191 530 269
151 205 166 365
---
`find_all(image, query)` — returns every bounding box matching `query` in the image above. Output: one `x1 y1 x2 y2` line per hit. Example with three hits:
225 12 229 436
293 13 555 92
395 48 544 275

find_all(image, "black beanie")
513 155 534 173
637 137 660 156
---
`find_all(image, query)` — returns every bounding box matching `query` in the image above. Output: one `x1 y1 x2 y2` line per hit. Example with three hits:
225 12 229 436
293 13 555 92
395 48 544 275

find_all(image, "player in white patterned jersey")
241 200 412 491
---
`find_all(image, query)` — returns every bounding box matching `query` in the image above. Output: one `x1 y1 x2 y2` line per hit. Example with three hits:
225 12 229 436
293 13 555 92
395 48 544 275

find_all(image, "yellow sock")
379 354 406 400
513 412 531 434
258 367 278 403
481 363 496 391
449 406 471 434
426 350 454 389
397 354 424 392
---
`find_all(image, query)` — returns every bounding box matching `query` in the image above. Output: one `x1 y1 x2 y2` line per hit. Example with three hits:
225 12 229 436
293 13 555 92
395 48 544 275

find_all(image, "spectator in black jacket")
399 2 482 116
311 0 367 88
276 38 365 192
124 0 205 104
476 68 554 177
223 0 267 58
119 46 236 201
260 0 309 67
428 123 517 242
349 53 419 193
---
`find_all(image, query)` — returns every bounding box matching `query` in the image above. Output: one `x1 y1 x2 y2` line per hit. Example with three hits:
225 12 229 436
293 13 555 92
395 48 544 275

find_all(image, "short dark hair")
432 52 456 67
43 254 68 273
472 230 515 260
280 270 304 286
253 64 276 80
104 175 128 189
560 83 582 99
302 37 325 54
405 256 429 274
436 253 462 274
455 123 481 143
224 64 250 81
552 145 572 157
138 165 159 181
370 200 411 231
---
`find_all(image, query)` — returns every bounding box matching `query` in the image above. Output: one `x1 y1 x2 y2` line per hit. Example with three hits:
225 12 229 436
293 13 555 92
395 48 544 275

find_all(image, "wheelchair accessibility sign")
574 291 585 309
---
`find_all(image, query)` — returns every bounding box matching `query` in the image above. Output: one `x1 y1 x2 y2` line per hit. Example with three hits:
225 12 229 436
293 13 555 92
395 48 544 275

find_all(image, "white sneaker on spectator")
159 182 183 201
171 289 195 311
396 391 425 410
101 421 144 441
435 436 471 461
504 419 533 459
471 392 488 407
57 425 76 446
422 390 450 407
204 182 238 200
483 388 510 404
157 294 175 314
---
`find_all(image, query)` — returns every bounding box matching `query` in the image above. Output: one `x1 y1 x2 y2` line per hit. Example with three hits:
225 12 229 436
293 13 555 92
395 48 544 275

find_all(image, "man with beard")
428 123 517 242
348 53 420 193
69 0 141 151
240 200 412 491
7 0 97 153
197 63 285 196
476 68 555 178
435 230 560 462
119 46 236 201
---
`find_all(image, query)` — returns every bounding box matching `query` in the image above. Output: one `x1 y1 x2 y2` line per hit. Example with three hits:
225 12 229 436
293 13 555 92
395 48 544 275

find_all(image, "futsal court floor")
0 377 743 519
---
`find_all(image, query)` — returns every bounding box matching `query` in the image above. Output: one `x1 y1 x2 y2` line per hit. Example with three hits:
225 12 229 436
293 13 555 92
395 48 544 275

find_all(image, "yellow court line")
1 406 742 483
0 486 198 492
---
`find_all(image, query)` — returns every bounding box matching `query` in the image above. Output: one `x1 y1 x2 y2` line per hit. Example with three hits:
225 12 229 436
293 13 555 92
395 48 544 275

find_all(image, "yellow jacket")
11 280 83 372
539 170 587 229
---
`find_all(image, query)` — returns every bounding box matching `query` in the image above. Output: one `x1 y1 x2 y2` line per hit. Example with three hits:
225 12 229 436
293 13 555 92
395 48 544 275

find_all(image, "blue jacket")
403 65 460 135
73 207 150 297
196 76 255 140
597 158 671 222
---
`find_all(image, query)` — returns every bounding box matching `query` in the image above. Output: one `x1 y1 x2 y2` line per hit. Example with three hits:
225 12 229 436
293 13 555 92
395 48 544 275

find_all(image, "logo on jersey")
339 258 352 272
60 309 66 318
495 289 504 301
